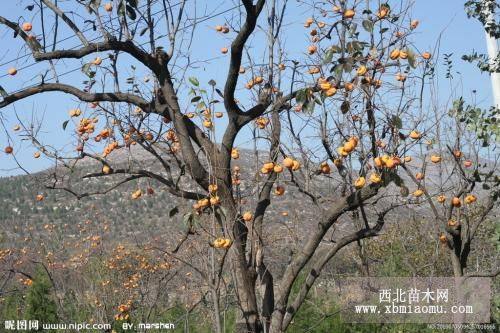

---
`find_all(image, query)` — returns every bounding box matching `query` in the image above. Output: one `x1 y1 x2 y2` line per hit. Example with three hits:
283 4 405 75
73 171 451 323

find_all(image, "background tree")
25 266 58 329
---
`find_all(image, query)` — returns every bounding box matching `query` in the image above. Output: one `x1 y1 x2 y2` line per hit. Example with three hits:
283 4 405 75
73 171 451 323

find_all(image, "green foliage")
465 0 500 38
25 267 58 329
463 0 499 73
1 290 24 321
462 50 500 73
450 98 500 145
287 290 448 333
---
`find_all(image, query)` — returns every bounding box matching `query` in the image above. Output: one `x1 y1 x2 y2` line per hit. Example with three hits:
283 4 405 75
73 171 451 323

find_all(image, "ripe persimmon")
320 162 331 174
210 196 220 205
208 184 218 193
274 185 285 196
390 49 400 60
131 189 142 199
395 73 406 82
22 22 32 32
343 9 355 19
409 130 422 139
307 45 317 55
430 155 441 163
354 177 366 189
104 2 113 12
231 148 240 159
439 233 447 243
102 165 111 174
377 6 389 19
283 157 294 168
304 18 314 28
451 197 461 207
370 173 382 184
242 212 253 222
273 164 283 173
413 189 424 197
325 87 337 97
356 65 367 76
203 120 213 129
464 194 477 204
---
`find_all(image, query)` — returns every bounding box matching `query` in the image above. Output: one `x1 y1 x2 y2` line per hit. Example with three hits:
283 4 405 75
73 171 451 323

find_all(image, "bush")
25 266 58 329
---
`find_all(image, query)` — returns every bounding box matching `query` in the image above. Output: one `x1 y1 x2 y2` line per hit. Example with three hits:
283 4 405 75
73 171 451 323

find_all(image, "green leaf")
332 64 343 76
330 45 342 53
296 89 307 104
126 5 136 20
391 115 403 129
182 212 193 231
191 96 202 103
407 49 417 68
81 63 91 75
169 206 179 218
473 170 482 182
62 120 69 131
117 1 126 17
362 20 374 32
189 77 200 86
303 100 315 114
341 100 350 114
323 49 334 64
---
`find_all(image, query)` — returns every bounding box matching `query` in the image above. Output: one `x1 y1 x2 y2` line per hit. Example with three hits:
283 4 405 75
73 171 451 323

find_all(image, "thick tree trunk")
232 262 261 333
217 182 262 333
451 238 464 333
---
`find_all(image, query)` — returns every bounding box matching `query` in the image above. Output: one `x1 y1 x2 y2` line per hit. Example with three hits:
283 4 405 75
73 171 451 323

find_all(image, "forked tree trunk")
217 182 263 333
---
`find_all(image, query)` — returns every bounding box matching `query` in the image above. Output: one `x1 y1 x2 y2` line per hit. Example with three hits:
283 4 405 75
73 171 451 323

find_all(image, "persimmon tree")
402 97 499 279
1 1 497 332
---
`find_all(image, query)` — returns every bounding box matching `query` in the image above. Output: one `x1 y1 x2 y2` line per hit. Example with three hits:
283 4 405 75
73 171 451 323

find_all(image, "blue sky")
0 0 495 177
